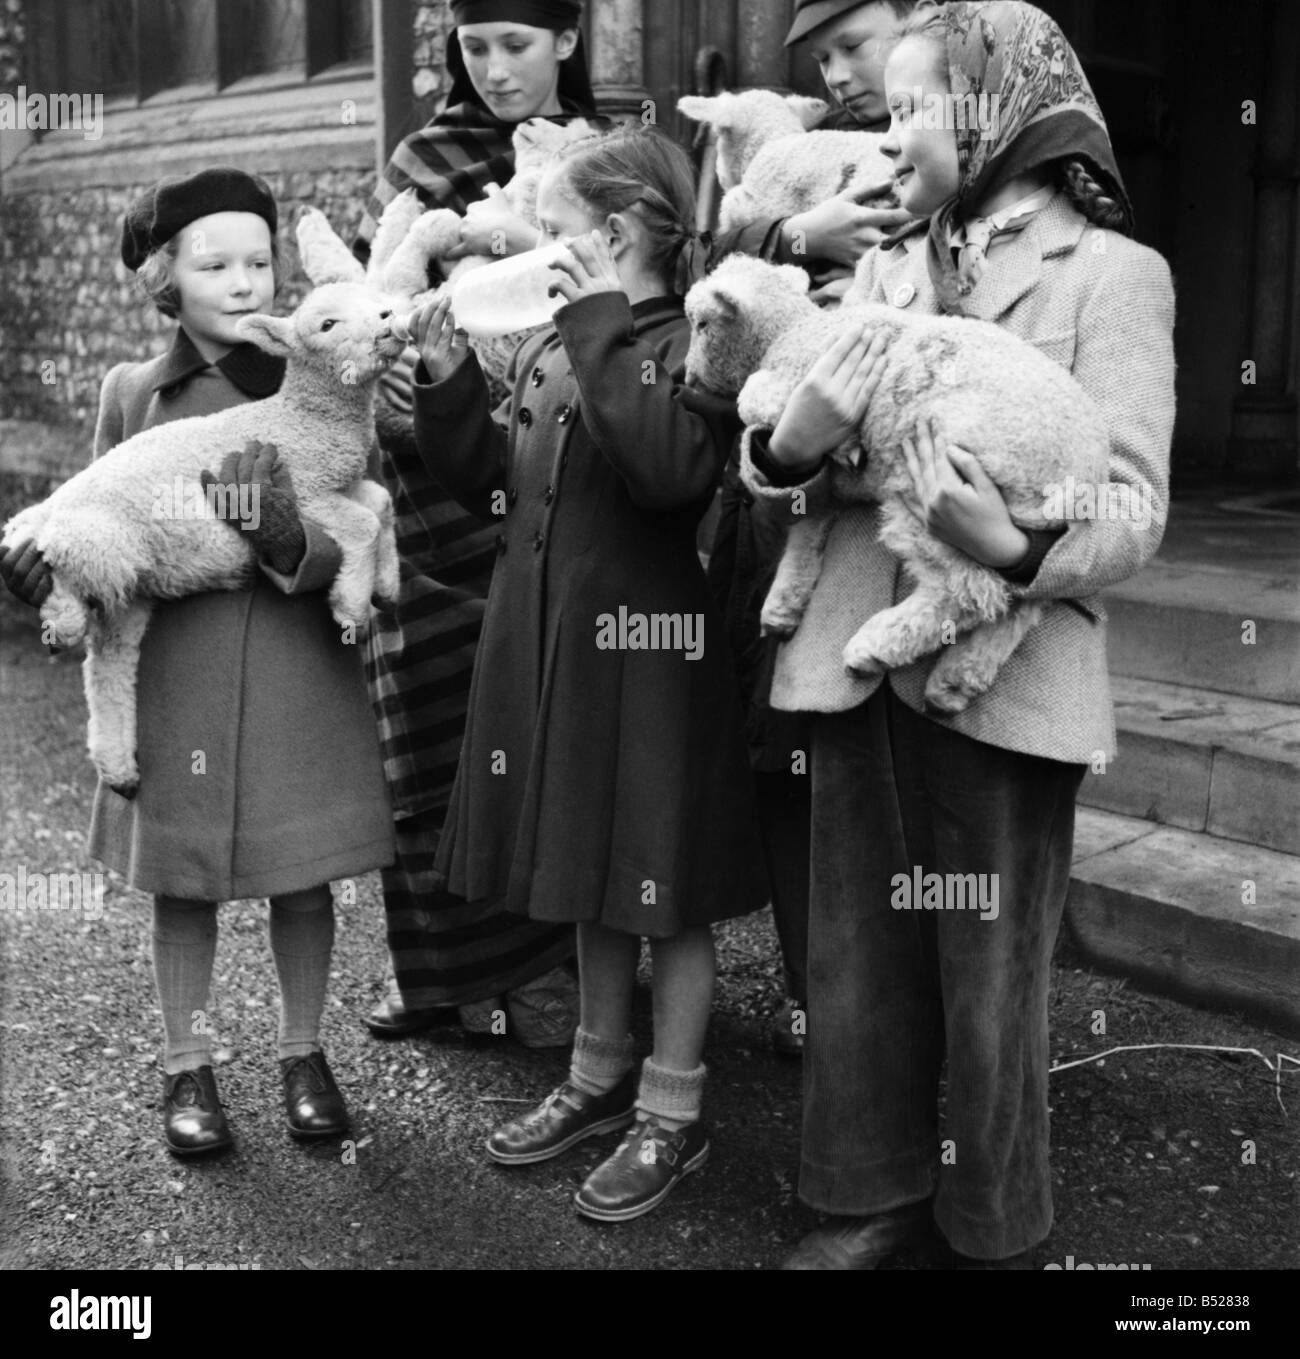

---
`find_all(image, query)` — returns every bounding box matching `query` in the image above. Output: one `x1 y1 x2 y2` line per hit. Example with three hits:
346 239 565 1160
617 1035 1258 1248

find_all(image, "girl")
3 168 396 1156
410 125 768 1221
354 0 606 1046
742 0 1176 1267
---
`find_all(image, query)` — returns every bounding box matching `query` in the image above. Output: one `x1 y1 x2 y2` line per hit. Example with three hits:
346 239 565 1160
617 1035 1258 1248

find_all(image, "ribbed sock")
568 1026 634 1096
268 887 335 1061
153 895 219 1076
636 1057 706 1131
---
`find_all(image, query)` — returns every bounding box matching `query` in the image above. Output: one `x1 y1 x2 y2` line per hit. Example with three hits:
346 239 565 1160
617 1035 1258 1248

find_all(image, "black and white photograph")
0 0 1296 1313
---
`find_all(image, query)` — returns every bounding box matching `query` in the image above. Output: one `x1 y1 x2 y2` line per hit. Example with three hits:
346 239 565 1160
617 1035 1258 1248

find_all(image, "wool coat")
412 291 769 938
86 328 395 902
741 192 1177 765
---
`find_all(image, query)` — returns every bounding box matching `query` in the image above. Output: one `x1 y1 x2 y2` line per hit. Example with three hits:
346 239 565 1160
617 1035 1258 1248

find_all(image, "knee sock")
269 886 335 1061
153 895 219 1076
568 1026 634 1096
636 1057 706 1131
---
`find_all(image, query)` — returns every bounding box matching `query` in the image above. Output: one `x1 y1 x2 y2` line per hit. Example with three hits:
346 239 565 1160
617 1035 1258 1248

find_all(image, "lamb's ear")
785 94 829 129
678 94 728 129
366 189 425 288
236 312 296 358
296 207 365 287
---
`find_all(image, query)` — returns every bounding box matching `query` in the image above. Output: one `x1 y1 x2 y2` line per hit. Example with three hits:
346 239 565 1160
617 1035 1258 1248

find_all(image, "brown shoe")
486 1072 637 1165
781 1202 932 1270
281 1051 349 1139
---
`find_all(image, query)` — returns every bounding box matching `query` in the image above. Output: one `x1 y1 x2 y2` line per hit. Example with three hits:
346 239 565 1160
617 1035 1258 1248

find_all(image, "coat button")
556 404 573 424
495 533 507 555
518 407 533 426
508 487 518 506
560 451 569 469
893 283 916 308
531 367 544 387
543 485 555 505
532 531 544 552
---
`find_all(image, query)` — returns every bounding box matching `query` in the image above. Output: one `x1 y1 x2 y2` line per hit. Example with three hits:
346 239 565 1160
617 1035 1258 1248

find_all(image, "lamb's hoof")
759 603 803 639
924 673 977 715
842 644 885 680
108 779 139 801
370 591 398 616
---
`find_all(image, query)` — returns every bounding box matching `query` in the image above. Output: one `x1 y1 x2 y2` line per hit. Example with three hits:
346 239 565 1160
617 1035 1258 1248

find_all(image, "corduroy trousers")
800 682 1086 1260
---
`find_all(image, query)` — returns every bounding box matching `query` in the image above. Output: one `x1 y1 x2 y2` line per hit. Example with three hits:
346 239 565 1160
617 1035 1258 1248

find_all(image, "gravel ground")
1 629 1297 1272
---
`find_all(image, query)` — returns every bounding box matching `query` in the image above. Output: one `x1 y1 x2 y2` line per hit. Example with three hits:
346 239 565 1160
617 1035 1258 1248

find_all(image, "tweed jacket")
740 192 1177 764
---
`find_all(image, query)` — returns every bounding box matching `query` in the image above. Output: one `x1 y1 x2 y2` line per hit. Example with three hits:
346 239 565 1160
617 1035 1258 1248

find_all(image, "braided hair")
549 124 699 290
1056 157 1128 231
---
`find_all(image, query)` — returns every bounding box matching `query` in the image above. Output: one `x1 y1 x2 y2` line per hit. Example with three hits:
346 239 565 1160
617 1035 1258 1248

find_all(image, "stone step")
1067 808 1300 1037
1078 676 1300 855
1102 561 1300 704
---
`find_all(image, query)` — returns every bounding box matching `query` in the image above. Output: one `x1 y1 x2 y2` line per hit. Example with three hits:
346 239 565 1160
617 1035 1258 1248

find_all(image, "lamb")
1 192 450 795
683 254 1111 713
405 116 598 398
677 89 895 234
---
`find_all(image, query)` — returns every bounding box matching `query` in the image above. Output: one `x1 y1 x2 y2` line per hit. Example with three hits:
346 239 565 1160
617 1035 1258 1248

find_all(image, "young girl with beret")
2 167 395 1156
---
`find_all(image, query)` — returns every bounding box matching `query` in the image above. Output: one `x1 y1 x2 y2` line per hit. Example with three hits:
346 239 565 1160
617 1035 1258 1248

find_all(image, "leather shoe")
781 1202 933 1270
574 1116 710 1221
364 977 460 1038
281 1050 349 1139
770 997 805 1058
486 1070 636 1165
162 1065 232 1157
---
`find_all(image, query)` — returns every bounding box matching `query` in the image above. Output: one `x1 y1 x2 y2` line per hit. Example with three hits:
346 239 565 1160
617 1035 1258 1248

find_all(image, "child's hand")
768 326 888 472
785 182 912 267
412 296 470 383
899 418 1030 569
547 230 623 306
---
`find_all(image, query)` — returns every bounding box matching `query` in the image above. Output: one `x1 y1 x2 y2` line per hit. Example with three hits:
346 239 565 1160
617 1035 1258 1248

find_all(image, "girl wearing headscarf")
741 0 1176 1268
355 1 605 1044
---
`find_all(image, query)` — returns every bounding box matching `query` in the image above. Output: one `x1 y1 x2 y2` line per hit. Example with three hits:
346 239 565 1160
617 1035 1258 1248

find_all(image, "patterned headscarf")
887 1 1133 312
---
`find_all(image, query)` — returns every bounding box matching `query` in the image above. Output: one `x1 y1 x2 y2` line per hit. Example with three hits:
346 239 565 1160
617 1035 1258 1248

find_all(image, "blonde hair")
135 230 283 320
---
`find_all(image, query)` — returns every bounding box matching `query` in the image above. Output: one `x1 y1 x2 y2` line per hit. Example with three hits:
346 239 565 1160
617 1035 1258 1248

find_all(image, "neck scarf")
948 182 1057 290
886 1 1133 314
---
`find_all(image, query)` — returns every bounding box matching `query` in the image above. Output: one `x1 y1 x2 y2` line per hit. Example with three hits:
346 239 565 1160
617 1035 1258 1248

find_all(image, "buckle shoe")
162 1065 232 1158
574 1116 710 1222
486 1070 636 1165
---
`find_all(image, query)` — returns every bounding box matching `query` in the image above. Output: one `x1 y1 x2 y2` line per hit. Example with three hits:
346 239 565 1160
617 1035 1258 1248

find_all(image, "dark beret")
121 166 278 272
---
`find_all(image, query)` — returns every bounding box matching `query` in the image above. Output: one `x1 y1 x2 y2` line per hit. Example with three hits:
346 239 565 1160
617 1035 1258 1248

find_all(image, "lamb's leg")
924 601 1045 714
84 598 154 798
761 511 836 638
843 586 977 678
345 479 399 609
298 493 381 633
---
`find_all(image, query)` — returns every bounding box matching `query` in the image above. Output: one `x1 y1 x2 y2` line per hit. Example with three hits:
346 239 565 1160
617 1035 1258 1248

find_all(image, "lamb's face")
508 118 599 225
683 256 812 395
260 282 407 386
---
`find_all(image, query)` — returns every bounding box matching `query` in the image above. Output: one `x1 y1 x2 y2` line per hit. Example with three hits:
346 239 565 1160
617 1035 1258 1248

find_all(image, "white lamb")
407 117 598 398
683 254 1111 713
677 89 894 234
1 191 450 796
